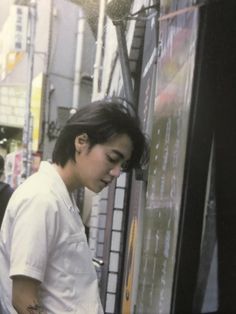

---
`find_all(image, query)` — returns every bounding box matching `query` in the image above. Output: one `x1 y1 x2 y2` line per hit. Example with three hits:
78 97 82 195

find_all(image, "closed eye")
106 154 129 172
106 154 119 164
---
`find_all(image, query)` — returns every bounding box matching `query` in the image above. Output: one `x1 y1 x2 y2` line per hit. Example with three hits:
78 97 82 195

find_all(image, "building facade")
85 0 236 313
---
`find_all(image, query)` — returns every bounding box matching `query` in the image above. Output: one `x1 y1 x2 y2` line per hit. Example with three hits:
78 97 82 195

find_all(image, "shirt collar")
39 161 79 212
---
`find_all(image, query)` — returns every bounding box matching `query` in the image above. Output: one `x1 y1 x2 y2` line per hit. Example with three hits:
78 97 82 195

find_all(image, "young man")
0 99 149 314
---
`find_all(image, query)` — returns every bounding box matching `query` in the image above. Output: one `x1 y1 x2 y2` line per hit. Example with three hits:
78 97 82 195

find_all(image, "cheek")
87 152 107 173
90 149 106 164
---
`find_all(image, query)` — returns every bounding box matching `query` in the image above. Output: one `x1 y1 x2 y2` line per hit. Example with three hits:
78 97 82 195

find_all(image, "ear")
75 133 89 153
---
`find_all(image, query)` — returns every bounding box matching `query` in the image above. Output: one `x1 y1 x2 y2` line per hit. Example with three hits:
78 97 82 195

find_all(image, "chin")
87 185 103 194
95 187 104 194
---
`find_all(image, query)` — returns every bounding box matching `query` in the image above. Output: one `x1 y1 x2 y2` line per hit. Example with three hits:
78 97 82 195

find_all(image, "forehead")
104 134 133 159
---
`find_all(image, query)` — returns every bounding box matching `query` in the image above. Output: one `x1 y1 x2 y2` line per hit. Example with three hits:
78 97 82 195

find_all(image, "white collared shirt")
0 161 103 314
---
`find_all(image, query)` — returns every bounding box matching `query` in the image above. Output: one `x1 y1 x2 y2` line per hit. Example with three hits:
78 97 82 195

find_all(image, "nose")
109 164 121 178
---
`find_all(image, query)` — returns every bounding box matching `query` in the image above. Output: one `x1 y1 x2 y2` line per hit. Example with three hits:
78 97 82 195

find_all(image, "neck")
53 162 80 192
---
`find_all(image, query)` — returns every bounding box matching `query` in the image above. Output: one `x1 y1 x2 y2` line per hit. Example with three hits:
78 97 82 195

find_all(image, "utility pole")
73 8 85 108
21 0 37 180
106 0 134 105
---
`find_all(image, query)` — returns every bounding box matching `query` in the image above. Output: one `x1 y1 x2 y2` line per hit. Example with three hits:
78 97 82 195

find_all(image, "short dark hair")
52 99 149 170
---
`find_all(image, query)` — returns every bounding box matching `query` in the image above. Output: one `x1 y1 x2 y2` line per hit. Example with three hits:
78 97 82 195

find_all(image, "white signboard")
9 5 29 52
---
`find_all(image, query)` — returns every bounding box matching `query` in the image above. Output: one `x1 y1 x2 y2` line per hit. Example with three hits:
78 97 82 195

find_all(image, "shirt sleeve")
9 193 59 282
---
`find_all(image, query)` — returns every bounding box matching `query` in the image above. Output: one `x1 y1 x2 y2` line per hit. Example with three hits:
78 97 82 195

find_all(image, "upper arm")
12 275 44 314
10 194 59 283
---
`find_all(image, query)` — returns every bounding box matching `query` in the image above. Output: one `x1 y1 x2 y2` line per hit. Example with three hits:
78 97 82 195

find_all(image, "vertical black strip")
214 1 236 313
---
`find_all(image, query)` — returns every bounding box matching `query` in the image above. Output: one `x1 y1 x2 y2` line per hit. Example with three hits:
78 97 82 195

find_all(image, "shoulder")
0 181 14 198
8 174 59 218
13 170 55 200
5 181 62 239
0 181 12 191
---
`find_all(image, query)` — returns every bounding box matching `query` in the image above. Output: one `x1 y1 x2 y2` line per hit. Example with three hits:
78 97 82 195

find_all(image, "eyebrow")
111 149 125 160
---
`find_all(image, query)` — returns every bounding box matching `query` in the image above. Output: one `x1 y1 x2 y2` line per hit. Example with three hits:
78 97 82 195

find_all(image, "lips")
101 179 111 186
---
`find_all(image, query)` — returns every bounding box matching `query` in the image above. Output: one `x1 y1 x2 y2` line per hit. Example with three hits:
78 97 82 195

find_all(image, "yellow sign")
122 216 138 314
31 73 44 152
